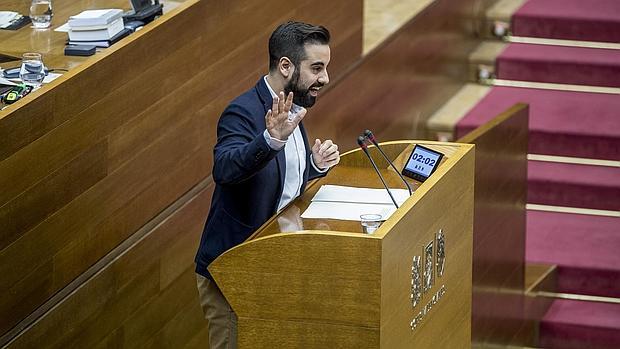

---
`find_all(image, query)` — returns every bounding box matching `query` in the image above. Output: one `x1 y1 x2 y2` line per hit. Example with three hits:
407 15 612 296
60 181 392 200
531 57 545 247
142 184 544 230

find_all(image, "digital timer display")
402 145 443 182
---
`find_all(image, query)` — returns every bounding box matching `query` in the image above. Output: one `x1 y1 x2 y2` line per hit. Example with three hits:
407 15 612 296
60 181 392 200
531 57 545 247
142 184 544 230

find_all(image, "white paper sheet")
0 11 20 28
0 76 18 86
301 201 397 221
300 184 411 221
54 23 70 32
43 72 62 84
312 184 409 205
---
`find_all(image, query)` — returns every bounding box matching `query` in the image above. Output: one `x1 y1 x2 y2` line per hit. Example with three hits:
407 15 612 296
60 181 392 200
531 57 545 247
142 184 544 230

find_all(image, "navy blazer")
195 77 326 278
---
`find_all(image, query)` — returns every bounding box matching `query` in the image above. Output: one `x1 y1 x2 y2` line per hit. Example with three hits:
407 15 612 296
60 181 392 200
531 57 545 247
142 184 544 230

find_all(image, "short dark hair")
268 21 330 72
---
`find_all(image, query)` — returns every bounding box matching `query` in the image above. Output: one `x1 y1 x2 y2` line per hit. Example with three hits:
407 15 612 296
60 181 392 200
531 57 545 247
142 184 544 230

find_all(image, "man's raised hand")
265 91 306 141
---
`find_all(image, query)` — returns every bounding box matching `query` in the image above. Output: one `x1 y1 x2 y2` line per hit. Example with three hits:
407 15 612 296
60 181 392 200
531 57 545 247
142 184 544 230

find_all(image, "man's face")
284 44 331 108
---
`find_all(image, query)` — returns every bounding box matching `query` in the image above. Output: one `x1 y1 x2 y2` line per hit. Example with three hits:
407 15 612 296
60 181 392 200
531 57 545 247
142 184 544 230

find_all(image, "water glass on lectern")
360 214 382 234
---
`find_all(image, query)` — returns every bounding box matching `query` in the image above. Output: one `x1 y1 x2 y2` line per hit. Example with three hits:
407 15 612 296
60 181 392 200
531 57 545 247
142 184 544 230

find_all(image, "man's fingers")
324 153 340 166
324 149 339 161
320 156 340 169
319 140 335 156
284 91 293 113
272 96 279 115
278 91 286 115
323 146 338 159
312 138 341 169
292 107 306 123
313 139 321 153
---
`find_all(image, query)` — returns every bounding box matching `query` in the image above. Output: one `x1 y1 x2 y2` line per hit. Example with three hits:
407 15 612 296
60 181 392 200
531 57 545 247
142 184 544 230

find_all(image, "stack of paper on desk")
300 185 411 221
0 11 21 28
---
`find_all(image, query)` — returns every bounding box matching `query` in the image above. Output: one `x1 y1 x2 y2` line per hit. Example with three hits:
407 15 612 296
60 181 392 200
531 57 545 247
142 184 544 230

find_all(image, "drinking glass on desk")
360 214 383 234
30 0 53 29
20 53 45 87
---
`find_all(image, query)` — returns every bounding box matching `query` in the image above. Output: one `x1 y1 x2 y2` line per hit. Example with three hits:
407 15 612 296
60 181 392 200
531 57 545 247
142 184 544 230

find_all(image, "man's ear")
279 57 294 79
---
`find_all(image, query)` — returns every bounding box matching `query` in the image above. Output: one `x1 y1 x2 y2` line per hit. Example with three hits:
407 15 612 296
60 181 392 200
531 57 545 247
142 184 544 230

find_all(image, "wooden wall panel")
0 33 203 210
457 104 530 347
0 114 209 335
5 184 213 348
0 140 107 250
0 0 362 345
306 0 496 152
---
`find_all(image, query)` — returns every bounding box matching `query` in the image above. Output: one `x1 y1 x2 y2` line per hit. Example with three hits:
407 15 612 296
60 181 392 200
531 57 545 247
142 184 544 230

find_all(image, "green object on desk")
3 84 32 104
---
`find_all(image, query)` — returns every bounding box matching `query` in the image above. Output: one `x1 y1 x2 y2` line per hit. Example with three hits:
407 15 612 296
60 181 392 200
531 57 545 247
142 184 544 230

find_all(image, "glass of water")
20 53 45 87
360 214 383 234
30 0 53 29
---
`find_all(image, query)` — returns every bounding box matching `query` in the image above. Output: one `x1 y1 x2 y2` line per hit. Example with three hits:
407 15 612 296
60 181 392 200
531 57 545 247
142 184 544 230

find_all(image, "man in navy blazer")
194 21 340 349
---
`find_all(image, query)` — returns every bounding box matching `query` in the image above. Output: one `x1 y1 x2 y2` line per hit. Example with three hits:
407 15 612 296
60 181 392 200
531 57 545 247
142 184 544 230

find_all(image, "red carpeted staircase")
456 86 620 161
526 211 620 299
512 0 620 43
497 44 620 88
457 0 620 347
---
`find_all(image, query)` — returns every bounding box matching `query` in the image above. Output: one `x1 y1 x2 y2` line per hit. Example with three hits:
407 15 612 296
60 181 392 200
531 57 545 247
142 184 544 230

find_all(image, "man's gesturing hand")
265 91 306 141
312 139 340 170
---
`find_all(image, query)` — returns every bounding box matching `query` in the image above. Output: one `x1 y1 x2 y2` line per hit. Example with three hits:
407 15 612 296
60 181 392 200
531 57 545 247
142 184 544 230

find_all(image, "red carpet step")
455 86 620 161
512 0 620 43
539 299 620 349
497 43 620 88
528 161 620 211
527 210 620 298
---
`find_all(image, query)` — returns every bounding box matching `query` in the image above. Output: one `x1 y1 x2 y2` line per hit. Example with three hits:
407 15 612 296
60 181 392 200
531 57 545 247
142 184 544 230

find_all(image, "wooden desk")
0 0 183 69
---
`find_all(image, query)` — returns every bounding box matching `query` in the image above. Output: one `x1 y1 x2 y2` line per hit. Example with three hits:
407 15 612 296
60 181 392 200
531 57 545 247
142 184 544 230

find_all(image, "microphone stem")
373 143 413 195
363 148 399 209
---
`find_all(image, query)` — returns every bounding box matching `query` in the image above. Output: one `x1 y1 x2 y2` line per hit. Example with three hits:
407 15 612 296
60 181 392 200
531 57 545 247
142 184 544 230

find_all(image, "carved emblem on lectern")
423 241 434 293
410 229 448 332
436 229 445 278
410 255 422 308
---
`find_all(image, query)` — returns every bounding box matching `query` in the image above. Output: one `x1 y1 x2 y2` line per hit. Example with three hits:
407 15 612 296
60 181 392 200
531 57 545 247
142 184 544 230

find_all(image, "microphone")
357 136 399 209
364 130 413 195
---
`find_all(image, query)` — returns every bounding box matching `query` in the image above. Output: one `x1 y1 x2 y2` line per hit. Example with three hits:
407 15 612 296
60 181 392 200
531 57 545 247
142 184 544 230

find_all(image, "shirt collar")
263 75 303 115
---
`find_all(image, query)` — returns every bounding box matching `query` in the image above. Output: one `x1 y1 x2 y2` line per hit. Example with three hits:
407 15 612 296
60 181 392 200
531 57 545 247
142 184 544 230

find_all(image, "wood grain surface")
209 141 474 348
5 182 214 348
379 143 474 348
0 0 363 345
304 0 498 152
254 141 458 238
458 103 530 347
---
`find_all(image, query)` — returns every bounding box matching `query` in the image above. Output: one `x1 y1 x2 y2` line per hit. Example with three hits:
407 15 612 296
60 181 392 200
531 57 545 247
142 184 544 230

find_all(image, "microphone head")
364 129 376 142
357 135 367 149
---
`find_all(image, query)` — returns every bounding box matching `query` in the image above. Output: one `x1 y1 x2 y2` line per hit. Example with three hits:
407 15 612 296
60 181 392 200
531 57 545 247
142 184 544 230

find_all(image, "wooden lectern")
208 141 475 348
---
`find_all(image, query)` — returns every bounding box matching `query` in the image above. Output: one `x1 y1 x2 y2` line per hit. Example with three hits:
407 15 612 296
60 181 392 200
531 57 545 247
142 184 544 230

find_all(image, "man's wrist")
311 155 329 173
263 129 286 150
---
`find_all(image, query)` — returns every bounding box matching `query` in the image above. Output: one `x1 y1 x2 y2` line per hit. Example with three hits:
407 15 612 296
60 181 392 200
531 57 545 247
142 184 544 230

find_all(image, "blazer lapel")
299 122 311 193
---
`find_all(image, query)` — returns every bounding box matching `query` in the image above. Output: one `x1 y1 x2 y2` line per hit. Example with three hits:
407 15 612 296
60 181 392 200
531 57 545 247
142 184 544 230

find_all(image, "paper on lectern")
300 185 410 221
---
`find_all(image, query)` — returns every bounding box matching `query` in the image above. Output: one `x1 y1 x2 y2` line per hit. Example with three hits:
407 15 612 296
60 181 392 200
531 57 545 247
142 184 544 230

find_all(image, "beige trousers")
196 273 238 349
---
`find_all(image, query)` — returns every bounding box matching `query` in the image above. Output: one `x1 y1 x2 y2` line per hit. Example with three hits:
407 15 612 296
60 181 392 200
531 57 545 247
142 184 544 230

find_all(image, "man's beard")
284 69 322 108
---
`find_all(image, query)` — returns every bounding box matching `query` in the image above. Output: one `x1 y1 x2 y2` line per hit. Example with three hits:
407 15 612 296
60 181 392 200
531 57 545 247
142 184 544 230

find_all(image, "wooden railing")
458 103 531 347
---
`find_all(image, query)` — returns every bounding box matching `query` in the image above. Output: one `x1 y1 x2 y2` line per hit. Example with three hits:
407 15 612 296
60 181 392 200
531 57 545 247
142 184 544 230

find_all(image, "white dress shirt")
262 76 325 212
